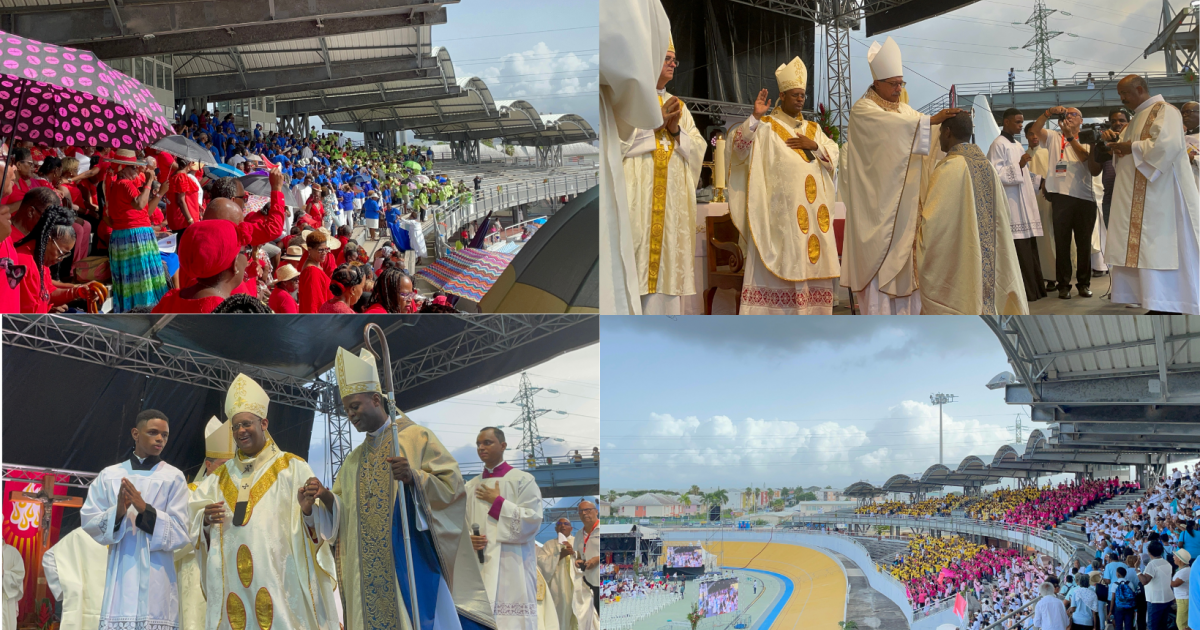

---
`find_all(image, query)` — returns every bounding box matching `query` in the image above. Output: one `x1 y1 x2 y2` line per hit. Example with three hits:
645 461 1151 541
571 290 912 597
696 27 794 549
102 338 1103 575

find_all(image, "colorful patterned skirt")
109 226 168 312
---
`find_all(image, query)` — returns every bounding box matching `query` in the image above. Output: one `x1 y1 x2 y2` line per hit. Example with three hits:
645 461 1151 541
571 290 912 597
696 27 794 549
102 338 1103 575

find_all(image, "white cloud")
452 41 598 125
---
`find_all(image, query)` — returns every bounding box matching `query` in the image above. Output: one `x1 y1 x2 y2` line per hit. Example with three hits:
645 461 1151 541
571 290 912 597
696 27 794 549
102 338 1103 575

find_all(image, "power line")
435 25 598 43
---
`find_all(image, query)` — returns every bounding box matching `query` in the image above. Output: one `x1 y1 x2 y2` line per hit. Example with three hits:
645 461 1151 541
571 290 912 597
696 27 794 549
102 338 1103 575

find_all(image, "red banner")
2 472 67 626
953 593 967 619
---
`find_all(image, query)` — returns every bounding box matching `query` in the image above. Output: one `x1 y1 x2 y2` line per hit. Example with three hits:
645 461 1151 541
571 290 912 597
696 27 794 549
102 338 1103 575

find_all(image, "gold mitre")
225 373 269 420
775 57 807 94
335 346 382 399
667 37 675 54
204 416 234 459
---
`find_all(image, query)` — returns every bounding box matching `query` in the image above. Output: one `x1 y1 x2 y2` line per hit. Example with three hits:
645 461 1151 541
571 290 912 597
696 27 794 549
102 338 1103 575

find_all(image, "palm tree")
606 489 617 503
680 493 692 520
744 486 752 511
711 488 729 508
688 484 702 496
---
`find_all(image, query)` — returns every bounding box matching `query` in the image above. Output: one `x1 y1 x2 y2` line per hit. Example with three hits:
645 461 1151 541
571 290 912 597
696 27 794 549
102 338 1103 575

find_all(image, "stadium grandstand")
0 0 597 313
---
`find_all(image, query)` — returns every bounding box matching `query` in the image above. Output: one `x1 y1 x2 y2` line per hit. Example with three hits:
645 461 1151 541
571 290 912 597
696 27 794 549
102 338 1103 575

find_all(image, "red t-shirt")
14 250 58 313
298 265 332 314
62 183 84 209
165 172 201 232
364 303 387 314
268 287 298 313
1 177 48 205
151 289 226 314
106 176 153 230
321 250 337 277
0 238 19 314
318 298 355 314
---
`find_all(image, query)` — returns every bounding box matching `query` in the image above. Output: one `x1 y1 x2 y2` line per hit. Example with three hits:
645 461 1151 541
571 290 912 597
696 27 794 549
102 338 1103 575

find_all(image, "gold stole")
647 94 676 294
357 429 402 629
1124 102 1165 268
759 114 819 163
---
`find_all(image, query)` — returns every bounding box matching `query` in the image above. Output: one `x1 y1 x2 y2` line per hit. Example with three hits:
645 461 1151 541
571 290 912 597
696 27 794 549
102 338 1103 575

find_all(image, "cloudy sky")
306 342 600 487
601 317 1038 493
829 0 1168 112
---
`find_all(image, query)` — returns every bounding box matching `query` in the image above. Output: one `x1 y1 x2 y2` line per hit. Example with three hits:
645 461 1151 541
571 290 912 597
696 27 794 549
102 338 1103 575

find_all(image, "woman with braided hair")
317 263 364 313
13 205 92 313
363 265 416 313
210 293 273 313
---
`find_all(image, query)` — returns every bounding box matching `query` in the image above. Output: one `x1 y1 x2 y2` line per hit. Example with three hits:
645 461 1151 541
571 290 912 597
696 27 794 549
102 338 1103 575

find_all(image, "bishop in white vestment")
465 428 543 630
80 410 191 630
599 0 670 314
42 527 109 630
727 57 839 314
536 520 578 630
188 375 340 630
534 554 560 630
3 542 23 630
987 108 1046 301
840 37 959 314
622 37 705 315
1104 75 1200 315
174 418 233 630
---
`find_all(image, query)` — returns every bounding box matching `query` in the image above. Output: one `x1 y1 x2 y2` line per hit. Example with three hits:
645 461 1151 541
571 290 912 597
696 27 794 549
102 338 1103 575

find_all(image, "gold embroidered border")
865 88 901 113
647 97 676 294
762 116 813 163
216 452 300 525
1124 102 1165 268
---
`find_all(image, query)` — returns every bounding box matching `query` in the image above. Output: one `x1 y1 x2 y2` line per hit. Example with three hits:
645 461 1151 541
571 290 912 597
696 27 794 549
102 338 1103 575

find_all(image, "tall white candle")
713 135 726 189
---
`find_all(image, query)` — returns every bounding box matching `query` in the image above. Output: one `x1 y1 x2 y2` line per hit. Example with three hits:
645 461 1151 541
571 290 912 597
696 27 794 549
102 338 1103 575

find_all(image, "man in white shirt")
1033 581 1071 630
1138 541 1174 630
1029 105 1104 300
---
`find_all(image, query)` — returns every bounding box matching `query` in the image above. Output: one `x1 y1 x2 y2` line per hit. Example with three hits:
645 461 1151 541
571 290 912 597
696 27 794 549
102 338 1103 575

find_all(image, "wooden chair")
704 214 744 314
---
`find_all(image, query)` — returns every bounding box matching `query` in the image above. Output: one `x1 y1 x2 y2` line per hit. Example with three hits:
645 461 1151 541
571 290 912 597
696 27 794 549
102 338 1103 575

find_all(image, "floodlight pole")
929 393 957 465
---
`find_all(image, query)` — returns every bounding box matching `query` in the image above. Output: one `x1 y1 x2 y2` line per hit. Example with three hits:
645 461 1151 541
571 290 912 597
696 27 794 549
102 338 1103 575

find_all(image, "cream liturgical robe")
1027 145 1060 282
188 441 340 630
916 143 1029 315
840 89 942 314
43 527 109 630
464 464 543 630
598 0 670 314
3 543 22 630
730 108 840 314
534 564 559 630
623 90 705 306
1106 95 1200 314
1186 133 1198 188
536 539 577 630
80 457 192 630
173 478 206 630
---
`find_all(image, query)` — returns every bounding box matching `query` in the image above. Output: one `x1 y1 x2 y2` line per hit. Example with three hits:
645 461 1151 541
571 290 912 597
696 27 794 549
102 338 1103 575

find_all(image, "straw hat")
281 245 304 261
275 265 300 282
107 148 144 167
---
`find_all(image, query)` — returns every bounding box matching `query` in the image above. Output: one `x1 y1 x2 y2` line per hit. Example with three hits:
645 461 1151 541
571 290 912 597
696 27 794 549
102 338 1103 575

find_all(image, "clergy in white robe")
1025 125 1060 287
726 57 839 314
174 418 232 630
534 555 560 630
188 375 340 630
3 542 23 630
465 428 543 630
917 112 1029 315
80 410 191 630
1182 101 1198 189
1104 76 1200 315
622 37 705 315
42 527 108 630
987 109 1046 302
599 0 670 315
302 348 494 630
536 520 578 630
839 37 959 314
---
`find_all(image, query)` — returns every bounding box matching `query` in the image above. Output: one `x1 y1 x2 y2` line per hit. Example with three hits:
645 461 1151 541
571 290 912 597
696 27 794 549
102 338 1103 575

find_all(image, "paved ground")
827 550 909 630
630 569 784 630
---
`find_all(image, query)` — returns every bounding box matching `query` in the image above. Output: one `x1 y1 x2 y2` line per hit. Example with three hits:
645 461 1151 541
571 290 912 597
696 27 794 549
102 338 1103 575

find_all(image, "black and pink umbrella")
0 31 173 149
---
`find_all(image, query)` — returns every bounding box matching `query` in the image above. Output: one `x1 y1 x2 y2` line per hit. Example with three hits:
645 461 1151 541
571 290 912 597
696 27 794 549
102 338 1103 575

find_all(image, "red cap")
180 220 239 279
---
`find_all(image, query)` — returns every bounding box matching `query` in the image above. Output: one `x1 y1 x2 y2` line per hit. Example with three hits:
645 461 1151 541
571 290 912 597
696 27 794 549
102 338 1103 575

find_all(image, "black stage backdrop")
3 346 316 481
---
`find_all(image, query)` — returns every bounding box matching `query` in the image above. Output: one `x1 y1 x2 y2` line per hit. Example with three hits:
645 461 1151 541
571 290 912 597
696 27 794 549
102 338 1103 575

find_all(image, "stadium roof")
273 47 460 117
320 74 496 133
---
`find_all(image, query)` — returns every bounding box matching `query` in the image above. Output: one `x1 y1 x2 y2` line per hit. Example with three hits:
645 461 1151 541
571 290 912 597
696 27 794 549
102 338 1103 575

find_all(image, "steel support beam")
1030 404 1200 424
275 85 460 117
1005 370 1200 405
323 111 498 133
176 55 438 101
4 2 450 59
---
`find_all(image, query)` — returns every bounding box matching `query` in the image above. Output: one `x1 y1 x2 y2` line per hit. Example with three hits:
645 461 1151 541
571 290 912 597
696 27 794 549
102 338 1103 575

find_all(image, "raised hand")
753 88 772 120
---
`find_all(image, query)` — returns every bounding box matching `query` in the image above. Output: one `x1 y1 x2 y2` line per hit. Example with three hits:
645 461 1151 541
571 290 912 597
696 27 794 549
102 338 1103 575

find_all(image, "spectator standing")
1138 541 1174 630
1171 550 1190 630
1088 73 1095 89
1035 581 1071 630
1068 572 1100 630
474 175 482 191
1112 567 1137 630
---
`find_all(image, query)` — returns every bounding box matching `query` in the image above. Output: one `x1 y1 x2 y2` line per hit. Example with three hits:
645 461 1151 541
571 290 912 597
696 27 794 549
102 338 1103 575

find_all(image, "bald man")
575 500 600 615
1029 105 1103 300
537 518 578 630
183 169 286 295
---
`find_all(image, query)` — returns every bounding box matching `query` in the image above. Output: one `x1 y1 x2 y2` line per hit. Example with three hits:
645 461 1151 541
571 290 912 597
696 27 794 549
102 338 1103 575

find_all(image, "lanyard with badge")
1055 133 1069 176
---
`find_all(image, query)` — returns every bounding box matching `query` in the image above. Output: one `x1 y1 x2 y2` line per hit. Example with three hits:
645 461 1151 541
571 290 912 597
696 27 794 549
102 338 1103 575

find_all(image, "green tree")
606 489 617 503
688 485 702 496
711 488 729 507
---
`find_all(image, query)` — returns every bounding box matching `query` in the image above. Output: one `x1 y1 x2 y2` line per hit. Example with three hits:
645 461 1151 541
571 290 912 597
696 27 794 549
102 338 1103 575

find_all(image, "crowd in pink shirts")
1001 478 1130 529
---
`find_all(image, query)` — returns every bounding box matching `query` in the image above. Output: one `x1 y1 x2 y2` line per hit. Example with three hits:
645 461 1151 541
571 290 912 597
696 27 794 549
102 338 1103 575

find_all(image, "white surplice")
43 527 109 630
80 458 192 630
1106 95 1200 314
536 538 577 630
3 543 23 630
598 0 670 314
986 135 1042 239
464 465 544 630
189 443 340 630
839 89 942 314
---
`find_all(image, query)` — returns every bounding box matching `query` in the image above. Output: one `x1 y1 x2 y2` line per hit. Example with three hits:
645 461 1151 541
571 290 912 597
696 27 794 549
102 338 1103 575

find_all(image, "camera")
1079 122 1109 149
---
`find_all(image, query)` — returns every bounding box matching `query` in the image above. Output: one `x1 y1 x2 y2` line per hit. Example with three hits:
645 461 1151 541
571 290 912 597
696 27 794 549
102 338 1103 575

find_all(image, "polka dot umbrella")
0 31 173 150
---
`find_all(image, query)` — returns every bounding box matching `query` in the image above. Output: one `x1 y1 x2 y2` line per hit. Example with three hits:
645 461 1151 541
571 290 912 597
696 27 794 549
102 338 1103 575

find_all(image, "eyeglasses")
879 79 906 88
664 57 680 68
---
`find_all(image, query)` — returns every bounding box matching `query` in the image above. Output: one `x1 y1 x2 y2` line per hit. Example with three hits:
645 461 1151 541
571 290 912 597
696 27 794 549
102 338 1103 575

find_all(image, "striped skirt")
109 227 168 312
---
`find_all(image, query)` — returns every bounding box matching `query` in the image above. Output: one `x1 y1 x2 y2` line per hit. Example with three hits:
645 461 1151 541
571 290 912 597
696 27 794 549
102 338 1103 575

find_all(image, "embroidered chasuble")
464 465 543 630
534 563 560 630
42 527 109 630
536 540 578 630
728 107 840 314
1105 95 1200 314
173 474 207 630
310 419 495 630
188 441 340 630
839 88 944 313
80 458 191 630
621 90 704 298
916 143 1029 315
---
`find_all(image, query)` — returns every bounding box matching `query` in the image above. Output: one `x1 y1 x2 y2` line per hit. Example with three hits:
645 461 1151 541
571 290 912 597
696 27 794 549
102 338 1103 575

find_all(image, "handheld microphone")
473 524 485 563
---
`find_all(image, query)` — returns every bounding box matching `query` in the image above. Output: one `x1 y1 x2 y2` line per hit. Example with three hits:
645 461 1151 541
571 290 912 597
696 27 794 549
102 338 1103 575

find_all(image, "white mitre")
204 416 235 459
225 373 270 420
775 57 808 94
867 36 903 81
335 346 382 399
